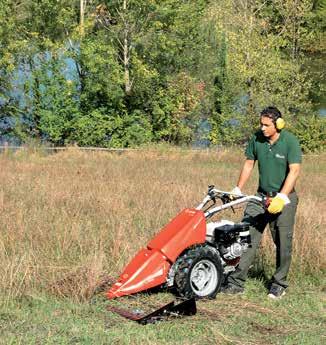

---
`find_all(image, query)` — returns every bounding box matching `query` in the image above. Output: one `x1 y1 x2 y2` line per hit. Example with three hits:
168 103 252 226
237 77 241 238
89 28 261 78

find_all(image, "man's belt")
258 187 295 197
257 188 277 197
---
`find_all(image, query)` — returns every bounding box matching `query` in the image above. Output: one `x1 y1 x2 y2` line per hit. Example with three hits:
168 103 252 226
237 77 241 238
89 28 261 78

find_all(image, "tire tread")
174 244 223 299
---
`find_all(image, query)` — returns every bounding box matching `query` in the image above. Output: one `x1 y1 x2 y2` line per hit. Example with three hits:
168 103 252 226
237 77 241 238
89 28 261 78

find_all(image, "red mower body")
107 208 206 299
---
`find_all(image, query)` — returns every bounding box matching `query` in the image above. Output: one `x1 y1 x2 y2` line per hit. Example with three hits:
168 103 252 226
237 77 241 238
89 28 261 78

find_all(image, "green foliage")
0 1 20 121
140 0 208 75
0 0 324 149
20 53 79 144
151 73 202 144
209 113 248 146
78 34 125 112
23 0 78 42
70 109 120 147
290 115 326 152
204 0 317 145
301 0 326 52
70 109 152 147
117 110 153 147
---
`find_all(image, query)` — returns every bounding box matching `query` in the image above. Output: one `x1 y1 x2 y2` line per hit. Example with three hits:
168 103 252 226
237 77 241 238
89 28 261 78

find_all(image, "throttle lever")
208 185 216 203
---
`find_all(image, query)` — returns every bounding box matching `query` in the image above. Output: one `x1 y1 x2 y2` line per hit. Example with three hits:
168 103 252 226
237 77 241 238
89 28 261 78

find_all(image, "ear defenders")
275 117 285 130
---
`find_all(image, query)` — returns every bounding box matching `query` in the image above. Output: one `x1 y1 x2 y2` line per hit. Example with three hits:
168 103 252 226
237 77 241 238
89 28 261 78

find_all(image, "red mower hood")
107 209 206 299
107 248 171 299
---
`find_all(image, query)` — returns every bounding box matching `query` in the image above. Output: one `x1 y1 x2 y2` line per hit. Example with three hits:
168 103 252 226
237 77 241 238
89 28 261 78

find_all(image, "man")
223 106 302 299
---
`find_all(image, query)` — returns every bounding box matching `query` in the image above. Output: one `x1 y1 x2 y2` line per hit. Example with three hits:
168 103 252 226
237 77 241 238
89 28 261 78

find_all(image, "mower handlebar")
203 194 263 219
196 186 263 218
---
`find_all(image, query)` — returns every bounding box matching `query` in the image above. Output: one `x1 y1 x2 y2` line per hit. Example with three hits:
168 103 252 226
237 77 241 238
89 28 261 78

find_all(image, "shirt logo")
275 153 285 159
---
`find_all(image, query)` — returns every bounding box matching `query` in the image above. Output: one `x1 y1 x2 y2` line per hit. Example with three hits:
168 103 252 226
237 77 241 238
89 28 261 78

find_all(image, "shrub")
290 115 326 153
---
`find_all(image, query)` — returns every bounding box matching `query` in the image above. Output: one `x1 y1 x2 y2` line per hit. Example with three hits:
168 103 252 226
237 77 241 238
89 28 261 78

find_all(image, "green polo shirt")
245 130 302 192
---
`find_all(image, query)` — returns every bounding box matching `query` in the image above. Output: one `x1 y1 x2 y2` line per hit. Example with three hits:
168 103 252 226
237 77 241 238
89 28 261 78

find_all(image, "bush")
70 109 152 148
290 115 326 153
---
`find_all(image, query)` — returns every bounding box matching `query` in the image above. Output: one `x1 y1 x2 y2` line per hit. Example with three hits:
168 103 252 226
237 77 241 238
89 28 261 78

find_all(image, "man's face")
260 116 277 138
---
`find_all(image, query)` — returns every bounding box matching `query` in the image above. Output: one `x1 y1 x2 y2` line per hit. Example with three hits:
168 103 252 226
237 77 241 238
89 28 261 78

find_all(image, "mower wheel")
174 245 223 299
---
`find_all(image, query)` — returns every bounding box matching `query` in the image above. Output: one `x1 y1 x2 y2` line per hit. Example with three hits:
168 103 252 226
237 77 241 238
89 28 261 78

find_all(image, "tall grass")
0 148 325 303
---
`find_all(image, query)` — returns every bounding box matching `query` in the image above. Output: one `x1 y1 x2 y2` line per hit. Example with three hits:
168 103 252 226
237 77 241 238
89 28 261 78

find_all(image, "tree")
205 0 314 144
94 0 157 95
92 0 208 145
2 0 80 143
0 1 29 143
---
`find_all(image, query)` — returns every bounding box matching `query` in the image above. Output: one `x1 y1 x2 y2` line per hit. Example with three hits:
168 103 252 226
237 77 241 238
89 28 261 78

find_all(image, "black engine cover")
214 222 250 245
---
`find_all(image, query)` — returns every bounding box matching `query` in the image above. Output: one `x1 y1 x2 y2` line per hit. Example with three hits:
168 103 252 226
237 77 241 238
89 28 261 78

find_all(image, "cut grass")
1 277 325 345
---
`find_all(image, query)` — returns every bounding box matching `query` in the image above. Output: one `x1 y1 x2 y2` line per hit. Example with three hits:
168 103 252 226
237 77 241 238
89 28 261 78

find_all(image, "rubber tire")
174 245 223 299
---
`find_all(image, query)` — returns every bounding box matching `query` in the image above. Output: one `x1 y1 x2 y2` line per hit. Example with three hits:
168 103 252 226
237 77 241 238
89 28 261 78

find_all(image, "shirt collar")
266 130 284 146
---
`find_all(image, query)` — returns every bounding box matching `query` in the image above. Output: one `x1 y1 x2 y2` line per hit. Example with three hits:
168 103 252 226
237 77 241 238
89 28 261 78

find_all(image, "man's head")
260 106 284 139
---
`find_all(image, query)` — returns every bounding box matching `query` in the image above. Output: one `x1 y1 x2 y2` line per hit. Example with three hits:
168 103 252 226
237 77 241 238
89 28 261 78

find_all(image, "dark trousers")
228 192 298 289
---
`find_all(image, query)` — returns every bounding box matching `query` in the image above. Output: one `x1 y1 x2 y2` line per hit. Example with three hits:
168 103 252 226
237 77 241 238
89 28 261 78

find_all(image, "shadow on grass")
248 267 271 289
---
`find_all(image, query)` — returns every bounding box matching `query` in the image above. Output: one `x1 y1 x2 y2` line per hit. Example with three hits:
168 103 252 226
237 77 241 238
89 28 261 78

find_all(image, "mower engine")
206 221 251 271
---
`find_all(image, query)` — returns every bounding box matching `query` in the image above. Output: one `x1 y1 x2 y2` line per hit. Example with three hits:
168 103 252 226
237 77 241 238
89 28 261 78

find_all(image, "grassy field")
0 147 325 344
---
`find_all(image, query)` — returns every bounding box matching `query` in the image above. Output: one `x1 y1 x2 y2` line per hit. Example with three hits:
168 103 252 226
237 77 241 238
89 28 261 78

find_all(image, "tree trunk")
80 0 85 36
123 0 132 95
292 0 299 60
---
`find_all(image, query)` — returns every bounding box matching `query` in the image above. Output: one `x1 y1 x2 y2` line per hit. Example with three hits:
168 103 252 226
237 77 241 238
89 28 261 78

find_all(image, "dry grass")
0 147 325 303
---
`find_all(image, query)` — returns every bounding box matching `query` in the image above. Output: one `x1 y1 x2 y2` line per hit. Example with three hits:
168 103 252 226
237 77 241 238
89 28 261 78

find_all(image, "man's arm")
236 159 255 190
268 163 300 214
280 163 301 196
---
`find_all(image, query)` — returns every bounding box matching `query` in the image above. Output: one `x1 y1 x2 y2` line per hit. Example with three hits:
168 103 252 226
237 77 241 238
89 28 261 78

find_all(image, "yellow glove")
267 193 290 214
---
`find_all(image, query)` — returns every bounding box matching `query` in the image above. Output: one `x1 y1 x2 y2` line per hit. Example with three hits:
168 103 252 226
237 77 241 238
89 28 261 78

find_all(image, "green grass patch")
1 277 325 345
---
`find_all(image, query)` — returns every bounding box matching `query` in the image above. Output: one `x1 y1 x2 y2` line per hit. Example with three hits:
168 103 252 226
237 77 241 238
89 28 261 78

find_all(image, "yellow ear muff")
276 117 285 130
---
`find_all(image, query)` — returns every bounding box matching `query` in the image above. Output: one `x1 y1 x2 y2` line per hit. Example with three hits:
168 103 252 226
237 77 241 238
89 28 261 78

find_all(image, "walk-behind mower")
107 186 263 300
106 186 263 323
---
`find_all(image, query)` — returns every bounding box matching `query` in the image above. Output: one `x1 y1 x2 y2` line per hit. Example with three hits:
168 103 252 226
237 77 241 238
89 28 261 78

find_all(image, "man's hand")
230 187 242 200
267 193 290 214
